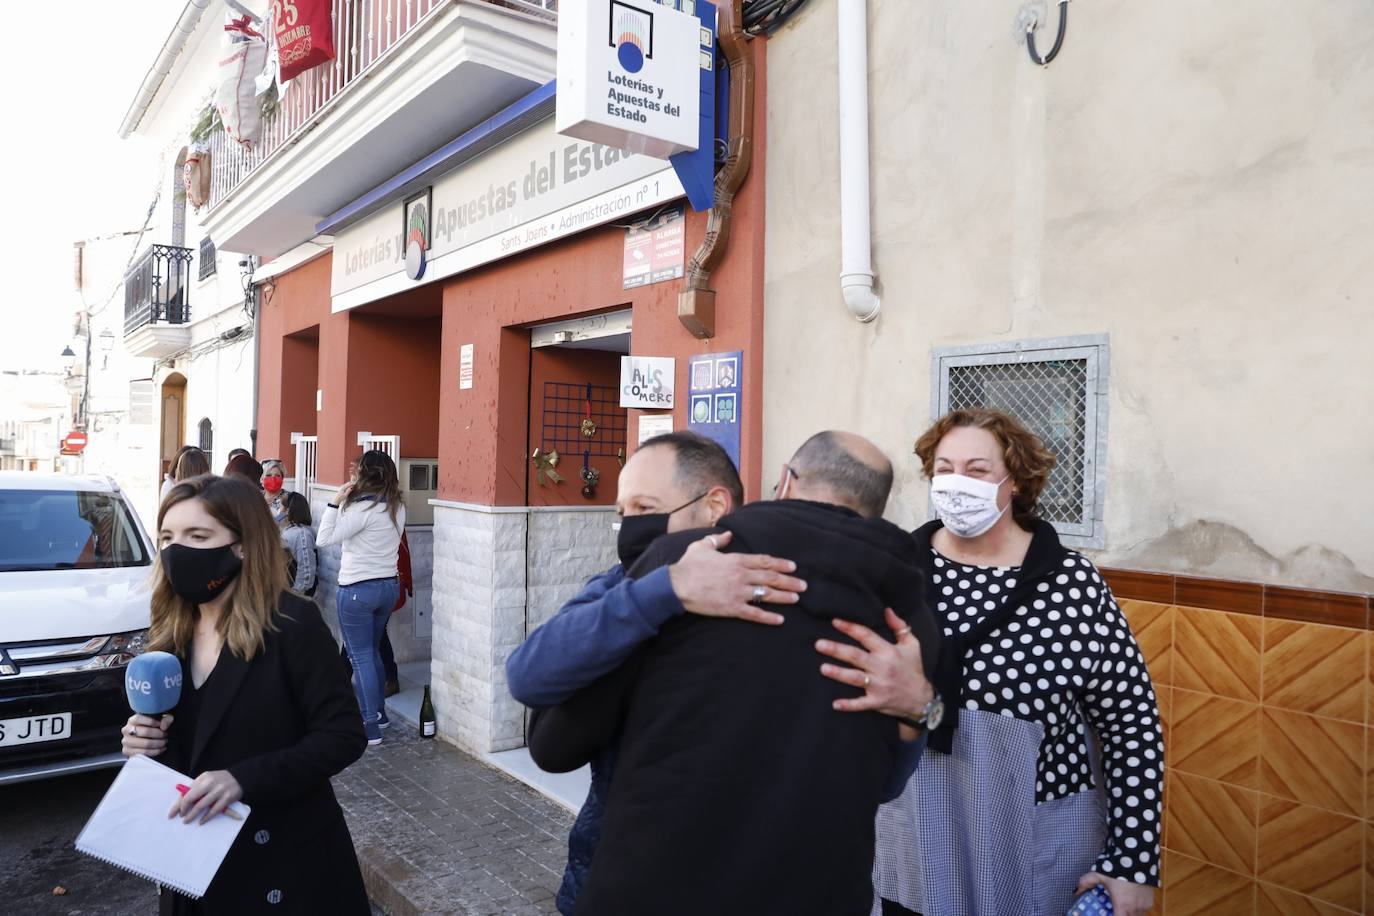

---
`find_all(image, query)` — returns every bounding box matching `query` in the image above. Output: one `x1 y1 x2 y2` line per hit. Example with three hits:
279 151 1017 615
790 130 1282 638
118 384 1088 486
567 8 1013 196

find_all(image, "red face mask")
263 475 284 494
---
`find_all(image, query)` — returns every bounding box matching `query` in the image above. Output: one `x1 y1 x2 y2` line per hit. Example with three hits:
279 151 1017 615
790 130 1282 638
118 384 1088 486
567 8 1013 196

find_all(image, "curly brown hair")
914 408 1057 525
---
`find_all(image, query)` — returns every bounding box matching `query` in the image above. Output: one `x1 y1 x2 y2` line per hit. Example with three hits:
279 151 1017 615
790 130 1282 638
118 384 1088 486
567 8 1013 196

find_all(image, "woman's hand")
1075 873 1155 916
169 770 243 825
816 608 933 726
121 714 173 758
335 482 353 503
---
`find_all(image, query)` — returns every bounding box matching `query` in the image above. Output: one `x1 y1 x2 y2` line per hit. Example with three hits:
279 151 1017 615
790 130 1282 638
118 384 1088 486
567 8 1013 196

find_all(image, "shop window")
931 334 1109 548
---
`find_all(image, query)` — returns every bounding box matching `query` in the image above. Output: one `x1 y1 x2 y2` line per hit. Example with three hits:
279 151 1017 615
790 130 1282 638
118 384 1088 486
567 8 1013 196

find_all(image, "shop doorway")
159 373 187 479
524 312 632 508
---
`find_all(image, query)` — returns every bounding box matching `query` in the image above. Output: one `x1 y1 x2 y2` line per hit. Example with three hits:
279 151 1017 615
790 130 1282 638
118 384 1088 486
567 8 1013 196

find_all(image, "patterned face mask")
930 473 1010 538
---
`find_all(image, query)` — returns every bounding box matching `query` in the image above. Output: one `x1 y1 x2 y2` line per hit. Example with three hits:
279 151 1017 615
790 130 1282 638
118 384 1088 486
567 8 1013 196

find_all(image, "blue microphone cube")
125 651 184 715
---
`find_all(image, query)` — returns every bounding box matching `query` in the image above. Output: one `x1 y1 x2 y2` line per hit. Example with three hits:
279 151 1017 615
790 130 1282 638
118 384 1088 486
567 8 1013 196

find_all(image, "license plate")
0 713 73 747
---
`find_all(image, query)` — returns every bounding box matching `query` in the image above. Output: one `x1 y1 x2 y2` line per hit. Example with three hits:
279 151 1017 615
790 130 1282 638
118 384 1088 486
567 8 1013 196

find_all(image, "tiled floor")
334 721 573 915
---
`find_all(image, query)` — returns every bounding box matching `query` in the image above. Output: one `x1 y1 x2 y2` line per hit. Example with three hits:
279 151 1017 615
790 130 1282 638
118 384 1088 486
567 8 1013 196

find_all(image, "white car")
0 472 154 784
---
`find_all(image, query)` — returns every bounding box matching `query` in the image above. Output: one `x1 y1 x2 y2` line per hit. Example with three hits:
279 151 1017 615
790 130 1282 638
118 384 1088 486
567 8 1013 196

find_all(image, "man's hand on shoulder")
666 531 806 627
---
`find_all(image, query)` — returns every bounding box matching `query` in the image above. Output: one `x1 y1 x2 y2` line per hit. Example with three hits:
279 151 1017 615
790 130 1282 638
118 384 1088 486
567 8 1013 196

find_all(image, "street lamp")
60 345 76 371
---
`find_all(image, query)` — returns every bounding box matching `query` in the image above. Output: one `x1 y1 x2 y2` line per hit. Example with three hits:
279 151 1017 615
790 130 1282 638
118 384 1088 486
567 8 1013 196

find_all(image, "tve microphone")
124 651 184 715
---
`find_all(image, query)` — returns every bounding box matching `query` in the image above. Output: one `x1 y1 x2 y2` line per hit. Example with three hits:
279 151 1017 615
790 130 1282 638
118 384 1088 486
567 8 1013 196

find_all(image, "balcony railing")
206 0 558 211
124 245 195 336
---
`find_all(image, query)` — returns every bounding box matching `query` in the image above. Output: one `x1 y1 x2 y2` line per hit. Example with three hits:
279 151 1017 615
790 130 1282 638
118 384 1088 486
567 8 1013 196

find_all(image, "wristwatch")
326 502 339 509
899 693 944 735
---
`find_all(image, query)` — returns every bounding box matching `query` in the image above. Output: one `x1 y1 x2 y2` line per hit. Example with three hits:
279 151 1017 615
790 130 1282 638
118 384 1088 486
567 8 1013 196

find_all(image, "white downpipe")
117 0 214 139
838 0 881 322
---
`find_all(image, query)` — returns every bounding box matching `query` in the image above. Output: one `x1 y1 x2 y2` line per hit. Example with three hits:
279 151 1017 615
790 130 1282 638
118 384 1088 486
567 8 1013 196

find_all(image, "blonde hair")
149 475 288 661
261 459 286 477
914 408 1057 525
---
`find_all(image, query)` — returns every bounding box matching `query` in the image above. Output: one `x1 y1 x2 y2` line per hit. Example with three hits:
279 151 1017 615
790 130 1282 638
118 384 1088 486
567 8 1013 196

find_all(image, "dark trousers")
881 900 920 916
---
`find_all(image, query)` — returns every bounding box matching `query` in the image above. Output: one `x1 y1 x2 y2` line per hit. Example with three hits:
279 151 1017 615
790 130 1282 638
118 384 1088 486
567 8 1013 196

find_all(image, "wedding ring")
751 585 768 602
706 535 719 549
863 675 871 688
895 626 912 638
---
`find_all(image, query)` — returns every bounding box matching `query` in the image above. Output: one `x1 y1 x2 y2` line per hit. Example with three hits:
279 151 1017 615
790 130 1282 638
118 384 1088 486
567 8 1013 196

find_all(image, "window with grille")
198 417 213 465
931 335 1109 548
198 238 217 281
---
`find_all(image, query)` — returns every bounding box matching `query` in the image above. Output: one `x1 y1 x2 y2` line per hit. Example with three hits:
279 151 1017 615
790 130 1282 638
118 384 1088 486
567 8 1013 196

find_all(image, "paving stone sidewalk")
333 722 575 916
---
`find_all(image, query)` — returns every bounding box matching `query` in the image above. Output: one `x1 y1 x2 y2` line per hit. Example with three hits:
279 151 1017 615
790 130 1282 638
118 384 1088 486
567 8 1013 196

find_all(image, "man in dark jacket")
530 431 943 916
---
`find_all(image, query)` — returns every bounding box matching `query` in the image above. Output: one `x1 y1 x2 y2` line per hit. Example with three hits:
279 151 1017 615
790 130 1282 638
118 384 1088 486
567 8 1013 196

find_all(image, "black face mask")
161 543 244 605
616 493 708 568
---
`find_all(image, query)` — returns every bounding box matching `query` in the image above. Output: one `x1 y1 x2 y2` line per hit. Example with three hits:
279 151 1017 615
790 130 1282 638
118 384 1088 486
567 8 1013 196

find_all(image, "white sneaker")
367 736 383 747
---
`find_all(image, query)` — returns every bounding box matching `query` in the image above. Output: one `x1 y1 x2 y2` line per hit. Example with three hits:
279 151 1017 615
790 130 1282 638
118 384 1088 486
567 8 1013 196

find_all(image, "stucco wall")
762 0 1374 592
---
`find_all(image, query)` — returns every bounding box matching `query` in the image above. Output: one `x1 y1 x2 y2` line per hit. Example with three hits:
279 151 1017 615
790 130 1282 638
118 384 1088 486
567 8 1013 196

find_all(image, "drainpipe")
117 0 214 139
677 0 754 340
838 0 880 322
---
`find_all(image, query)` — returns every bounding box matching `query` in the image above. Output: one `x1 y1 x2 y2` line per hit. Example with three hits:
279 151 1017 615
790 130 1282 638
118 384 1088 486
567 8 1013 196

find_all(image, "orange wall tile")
1259 709 1363 817
1256 797 1363 910
1173 607 1262 702
1263 619 1366 723
1172 689 1261 789
1167 771 1259 875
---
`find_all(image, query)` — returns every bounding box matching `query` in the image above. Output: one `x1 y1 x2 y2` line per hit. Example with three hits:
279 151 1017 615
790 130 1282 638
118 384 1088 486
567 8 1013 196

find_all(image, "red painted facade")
255 43 769 506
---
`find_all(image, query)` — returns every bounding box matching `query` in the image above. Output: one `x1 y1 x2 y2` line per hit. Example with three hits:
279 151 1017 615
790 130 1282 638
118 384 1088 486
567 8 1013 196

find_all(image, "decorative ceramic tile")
1174 607 1262 702
1122 600 1174 688
1102 568 1175 604
1164 850 1255 915
1166 771 1259 874
1256 882 1358 915
1262 619 1365 723
1256 797 1362 910
1259 708 1363 817
1172 688 1261 788
1365 819 1373 916
1176 576 1263 617
1265 586 1367 629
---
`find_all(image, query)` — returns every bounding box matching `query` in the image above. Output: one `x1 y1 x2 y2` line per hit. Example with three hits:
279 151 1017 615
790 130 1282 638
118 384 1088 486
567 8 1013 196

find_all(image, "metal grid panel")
946 358 1089 528
932 336 1109 546
541 383 627 457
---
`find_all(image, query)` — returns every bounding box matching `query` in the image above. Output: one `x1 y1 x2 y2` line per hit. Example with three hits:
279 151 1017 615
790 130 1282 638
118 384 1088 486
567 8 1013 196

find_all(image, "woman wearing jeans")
317 450 406 745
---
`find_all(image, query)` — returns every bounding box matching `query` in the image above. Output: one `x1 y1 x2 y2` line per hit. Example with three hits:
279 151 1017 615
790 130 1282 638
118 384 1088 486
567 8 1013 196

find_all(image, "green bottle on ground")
420 685 437 739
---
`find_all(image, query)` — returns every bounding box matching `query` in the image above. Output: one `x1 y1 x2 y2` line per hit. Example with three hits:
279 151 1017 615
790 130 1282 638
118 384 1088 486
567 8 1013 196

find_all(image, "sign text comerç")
330 120 684 312
556 0 702 159
620 355 675 408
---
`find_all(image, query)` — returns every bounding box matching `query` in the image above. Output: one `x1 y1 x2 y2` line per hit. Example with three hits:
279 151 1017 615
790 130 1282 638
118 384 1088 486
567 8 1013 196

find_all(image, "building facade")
763 1 1374 910
129 0 768 783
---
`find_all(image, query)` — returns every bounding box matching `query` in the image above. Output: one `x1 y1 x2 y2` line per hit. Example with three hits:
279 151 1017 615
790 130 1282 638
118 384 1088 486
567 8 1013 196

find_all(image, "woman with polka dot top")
873 409 1161 916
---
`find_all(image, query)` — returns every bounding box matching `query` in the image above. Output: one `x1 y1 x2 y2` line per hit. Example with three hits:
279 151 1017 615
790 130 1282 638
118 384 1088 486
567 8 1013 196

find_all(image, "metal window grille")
541 383 627 458
197 418 213 460
932 335 1110 547
198 238 217 281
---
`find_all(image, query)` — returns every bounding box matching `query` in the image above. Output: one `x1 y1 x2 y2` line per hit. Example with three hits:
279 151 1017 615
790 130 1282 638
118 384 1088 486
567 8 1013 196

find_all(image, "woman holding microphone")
121 474 369 914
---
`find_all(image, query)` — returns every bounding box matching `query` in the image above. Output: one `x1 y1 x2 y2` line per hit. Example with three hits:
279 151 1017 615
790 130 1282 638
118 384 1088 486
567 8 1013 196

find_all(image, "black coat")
158 592 370 915
533 500 940 916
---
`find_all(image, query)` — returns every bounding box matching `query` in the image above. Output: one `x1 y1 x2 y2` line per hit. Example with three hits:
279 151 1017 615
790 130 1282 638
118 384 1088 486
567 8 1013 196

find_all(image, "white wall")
762 0 1374 592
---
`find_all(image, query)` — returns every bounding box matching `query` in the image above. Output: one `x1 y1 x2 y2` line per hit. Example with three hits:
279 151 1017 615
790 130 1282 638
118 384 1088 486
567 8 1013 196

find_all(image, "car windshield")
0 489 150 572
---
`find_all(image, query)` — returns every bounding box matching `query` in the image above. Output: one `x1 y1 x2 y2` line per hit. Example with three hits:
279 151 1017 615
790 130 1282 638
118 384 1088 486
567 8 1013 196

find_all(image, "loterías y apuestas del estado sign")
556 0 704 160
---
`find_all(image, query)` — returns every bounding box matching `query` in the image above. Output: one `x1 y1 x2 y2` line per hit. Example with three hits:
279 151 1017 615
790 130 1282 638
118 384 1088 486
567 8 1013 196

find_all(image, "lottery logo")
405 200 429 281
610 2 653 74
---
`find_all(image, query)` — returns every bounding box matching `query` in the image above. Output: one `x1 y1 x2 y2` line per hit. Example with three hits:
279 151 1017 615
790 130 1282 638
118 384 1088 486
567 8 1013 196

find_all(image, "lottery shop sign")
556 0 704 159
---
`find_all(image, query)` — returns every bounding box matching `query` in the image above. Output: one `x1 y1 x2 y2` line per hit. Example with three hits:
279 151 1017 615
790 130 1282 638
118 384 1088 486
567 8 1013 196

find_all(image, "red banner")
273 0 335 82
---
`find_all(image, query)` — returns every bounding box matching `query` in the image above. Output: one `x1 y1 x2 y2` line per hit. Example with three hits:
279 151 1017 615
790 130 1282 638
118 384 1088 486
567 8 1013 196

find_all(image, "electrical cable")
1027 0 1069 66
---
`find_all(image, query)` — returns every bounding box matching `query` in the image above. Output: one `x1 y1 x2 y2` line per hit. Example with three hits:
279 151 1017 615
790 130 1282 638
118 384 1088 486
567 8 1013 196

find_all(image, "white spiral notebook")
75 754 250 899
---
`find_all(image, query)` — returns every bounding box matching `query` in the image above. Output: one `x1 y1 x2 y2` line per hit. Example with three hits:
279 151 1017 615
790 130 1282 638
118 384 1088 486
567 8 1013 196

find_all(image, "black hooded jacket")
532 499 940 916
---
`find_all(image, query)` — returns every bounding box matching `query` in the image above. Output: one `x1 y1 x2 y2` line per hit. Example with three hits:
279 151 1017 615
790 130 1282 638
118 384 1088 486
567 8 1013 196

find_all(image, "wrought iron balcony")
124 245 195 336
205 0 558 213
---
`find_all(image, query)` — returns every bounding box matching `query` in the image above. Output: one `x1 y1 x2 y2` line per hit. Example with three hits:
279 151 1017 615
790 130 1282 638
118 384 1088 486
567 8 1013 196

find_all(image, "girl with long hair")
120 475 369 915
317 449 406 745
